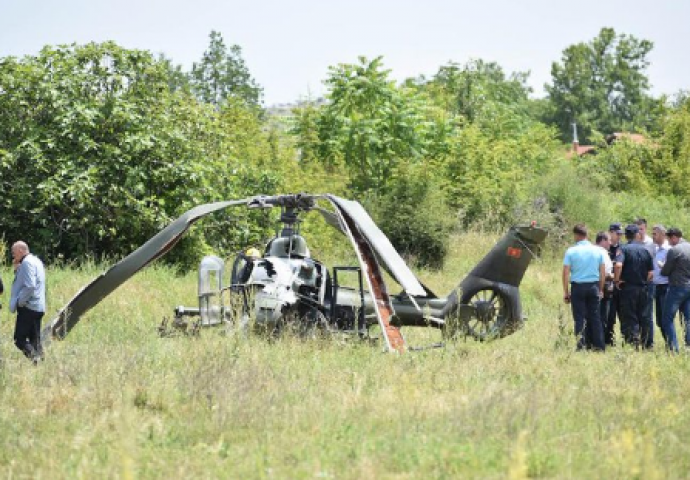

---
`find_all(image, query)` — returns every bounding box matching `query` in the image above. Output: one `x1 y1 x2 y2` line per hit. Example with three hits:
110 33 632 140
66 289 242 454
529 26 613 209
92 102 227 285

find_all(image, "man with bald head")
9 241 46 362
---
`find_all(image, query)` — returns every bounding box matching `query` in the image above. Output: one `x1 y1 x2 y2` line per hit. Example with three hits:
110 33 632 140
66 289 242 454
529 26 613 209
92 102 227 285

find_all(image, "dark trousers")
606 289 619 346
645 284 655 348
571 282 605 351
14 306 44 359
654 284 669 342
619 285 652 349
600 296 611 341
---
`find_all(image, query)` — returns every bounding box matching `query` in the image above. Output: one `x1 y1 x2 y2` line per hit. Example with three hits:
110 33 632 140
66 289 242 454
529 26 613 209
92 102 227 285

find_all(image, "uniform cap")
625 224 639 235
609 223 623 233
245 247 261 258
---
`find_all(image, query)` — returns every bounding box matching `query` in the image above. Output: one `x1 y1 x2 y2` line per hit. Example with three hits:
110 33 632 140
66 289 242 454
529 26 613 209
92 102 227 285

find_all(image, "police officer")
562 224 606 351
634 219 657 348
613 224 654 349
606 223 624 346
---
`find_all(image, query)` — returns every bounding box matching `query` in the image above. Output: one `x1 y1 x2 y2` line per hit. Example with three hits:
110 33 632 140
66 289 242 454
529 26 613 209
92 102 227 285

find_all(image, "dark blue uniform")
606 242 622 345
616 243 654 348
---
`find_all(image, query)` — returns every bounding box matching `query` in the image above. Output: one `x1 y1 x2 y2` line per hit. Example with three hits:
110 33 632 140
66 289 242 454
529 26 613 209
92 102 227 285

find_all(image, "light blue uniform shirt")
10 254 46 313
563 240 605 283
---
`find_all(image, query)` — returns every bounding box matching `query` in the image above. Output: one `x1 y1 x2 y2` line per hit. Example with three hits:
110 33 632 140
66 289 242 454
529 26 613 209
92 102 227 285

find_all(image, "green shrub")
514 160 690 255
442 123 559 227
576 139 661 195
365 162 456 269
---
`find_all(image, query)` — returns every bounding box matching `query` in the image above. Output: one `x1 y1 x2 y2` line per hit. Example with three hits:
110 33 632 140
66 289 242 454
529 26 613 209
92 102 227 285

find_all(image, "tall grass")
1 232 689 478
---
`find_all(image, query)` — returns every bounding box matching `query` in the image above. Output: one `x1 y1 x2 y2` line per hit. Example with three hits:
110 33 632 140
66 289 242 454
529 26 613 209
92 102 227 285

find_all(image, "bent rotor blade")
42 199 252 342
326 195 427 298
326 197 406 353
316 202 436 299
314 206 345 234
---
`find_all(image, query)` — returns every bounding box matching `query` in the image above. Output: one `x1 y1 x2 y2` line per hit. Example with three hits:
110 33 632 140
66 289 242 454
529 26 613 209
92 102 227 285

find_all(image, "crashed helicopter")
42 193 547 353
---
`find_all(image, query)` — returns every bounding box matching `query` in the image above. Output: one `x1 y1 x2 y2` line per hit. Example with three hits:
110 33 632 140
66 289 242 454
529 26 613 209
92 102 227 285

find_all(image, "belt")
17 305 44 313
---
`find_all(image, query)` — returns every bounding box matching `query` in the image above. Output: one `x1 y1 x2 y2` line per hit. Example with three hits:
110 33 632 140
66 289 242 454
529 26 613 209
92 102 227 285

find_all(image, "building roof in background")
606 132 647 145
567 132 649 158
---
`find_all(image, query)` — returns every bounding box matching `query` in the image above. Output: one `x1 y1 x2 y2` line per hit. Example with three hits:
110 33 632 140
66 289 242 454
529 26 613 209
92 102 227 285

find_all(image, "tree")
290 102 323 167
545 27 658 143
365 161 455 269
658 97 690 197
422 60 532 123
158 53 191 93
0 42 279 264
405 59 546 143
288 57 457 266
311 56 441 192
191 30 263 108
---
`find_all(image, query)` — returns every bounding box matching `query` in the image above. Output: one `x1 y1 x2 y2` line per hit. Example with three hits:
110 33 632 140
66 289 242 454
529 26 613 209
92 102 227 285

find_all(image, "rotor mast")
248 193 318 238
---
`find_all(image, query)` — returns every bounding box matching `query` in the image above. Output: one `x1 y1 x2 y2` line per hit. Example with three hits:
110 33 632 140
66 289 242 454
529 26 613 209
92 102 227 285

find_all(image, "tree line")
1 28 689 268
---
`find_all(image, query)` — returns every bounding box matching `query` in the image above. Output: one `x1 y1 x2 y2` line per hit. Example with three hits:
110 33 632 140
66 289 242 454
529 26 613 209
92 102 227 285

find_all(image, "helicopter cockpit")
264 235 311 259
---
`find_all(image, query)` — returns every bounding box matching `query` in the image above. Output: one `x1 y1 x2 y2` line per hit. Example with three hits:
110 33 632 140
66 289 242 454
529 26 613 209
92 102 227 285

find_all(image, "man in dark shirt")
659 228 690 352
606 223 624 346
614 224 654 349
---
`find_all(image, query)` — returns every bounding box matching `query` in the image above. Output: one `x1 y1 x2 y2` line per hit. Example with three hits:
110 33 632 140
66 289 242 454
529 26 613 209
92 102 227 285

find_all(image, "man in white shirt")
636 218 654 246
596 231 614 331
9 241 46 363
652 225 670 342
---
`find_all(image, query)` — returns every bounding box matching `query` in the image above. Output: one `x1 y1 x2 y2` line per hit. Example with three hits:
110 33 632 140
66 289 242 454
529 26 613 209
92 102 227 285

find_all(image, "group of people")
562 219 690 352
0 241 46 363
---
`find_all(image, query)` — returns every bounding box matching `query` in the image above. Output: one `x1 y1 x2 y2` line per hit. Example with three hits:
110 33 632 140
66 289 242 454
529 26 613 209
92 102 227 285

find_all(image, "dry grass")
1 233 689 478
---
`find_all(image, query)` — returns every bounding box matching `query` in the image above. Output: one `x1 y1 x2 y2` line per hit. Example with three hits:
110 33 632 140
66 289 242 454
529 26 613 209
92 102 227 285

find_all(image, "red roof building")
567 131 649 158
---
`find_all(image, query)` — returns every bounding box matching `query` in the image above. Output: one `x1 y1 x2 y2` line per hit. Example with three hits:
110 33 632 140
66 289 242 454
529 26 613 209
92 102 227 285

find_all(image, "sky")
1 0 688 106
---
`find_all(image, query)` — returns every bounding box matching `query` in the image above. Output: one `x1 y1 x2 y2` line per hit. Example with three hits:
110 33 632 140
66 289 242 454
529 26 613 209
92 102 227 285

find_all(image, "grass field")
1 232 688 478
